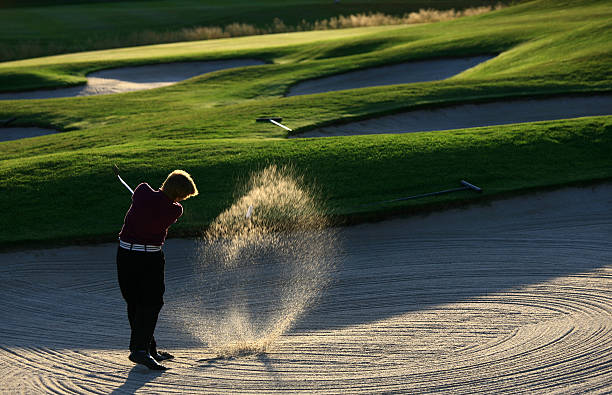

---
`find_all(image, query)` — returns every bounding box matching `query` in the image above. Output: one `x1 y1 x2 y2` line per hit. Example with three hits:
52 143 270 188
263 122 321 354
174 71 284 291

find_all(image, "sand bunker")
295 94 612 137
286 56 494 96
0 127 58 141
0 182 610 393
0 59 264 100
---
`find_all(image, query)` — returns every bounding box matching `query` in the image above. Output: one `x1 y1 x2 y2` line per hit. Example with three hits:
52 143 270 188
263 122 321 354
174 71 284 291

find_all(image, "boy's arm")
162 205 183 230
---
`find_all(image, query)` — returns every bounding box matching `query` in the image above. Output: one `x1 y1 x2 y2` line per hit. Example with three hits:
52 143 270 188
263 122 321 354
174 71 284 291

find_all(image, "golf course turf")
0 0 510 61
0 0 611 249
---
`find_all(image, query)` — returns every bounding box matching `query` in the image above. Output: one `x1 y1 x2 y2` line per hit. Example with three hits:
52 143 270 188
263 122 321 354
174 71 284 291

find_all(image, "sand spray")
181 165 338 357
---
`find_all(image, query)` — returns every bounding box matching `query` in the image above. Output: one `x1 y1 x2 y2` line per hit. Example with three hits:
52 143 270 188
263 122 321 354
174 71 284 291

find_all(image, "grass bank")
2 116 610 249
0 0 611 249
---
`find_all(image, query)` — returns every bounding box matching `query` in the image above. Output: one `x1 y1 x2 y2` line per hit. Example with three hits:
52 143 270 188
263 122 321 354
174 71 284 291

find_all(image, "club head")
112 164 120 176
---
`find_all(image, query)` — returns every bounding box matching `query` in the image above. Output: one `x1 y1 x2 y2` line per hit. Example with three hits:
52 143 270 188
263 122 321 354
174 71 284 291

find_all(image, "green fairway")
0 0 611 249
0 0 509 61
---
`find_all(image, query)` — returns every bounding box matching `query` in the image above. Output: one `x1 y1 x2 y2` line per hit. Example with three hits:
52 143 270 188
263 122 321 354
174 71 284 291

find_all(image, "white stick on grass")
269 119 292 131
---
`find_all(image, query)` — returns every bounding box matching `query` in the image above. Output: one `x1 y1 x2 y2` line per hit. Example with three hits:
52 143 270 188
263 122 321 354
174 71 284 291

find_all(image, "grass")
0 0 611 249
0 0 511 61
2 117 611 249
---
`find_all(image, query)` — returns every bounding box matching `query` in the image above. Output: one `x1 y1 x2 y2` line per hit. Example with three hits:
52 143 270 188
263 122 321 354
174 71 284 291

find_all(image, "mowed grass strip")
1 117 610 249
0 0 611 248
0 0 510 61
2 0 611 92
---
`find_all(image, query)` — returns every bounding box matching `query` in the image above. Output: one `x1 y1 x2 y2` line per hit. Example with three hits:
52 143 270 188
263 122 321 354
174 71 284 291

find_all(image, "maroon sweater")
119 183 183 246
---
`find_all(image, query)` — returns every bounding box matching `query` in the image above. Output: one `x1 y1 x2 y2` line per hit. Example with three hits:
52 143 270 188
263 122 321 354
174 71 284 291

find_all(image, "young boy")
117 170 198 370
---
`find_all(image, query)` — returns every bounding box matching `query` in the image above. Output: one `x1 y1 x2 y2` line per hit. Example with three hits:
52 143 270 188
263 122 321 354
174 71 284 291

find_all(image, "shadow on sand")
110 365 165 394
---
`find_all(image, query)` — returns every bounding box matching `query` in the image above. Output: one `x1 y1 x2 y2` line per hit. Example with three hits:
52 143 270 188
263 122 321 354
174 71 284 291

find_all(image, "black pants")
116 246 165 353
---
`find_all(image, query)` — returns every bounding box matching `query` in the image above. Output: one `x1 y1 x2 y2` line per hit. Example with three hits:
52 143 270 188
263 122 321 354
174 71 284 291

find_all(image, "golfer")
117 170 198 370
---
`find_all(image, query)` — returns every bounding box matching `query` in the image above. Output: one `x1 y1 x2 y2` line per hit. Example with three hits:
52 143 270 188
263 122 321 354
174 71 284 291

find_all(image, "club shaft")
358 180 482 208
386 187 467 202
360 187 469 207
117 175 134 194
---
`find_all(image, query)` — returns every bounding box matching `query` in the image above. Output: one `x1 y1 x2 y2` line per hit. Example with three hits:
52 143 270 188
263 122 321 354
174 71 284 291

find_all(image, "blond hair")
161 170 199 201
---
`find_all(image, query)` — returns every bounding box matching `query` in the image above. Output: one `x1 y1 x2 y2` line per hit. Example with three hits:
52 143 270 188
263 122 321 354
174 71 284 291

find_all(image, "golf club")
256 117 292 132
113 164 134 194
360 180 482 207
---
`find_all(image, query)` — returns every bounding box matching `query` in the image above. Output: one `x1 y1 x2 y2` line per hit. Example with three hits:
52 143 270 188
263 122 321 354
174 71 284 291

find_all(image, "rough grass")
0 0 611 249
0 0 511 61
0 3 505 71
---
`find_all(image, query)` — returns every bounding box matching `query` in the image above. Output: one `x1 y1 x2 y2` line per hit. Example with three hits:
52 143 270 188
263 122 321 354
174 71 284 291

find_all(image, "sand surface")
1 183 610 393
286 56 494 96
0 127 58 141
0 59 264 100
295 95 612 137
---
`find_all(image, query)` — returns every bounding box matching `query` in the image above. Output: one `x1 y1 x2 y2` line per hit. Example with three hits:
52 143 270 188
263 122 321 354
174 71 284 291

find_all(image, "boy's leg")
145 251 174 361
117 248 164 351
150 335 157 355
117 247 140 351
150 334 175 361
127 304 136 351
146 252 173 360
130 303 162 351
133 251 165 352
117 248 169 369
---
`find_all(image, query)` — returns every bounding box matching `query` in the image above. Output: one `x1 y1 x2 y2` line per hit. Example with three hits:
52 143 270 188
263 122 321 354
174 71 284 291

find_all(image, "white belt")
119 239 162 252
